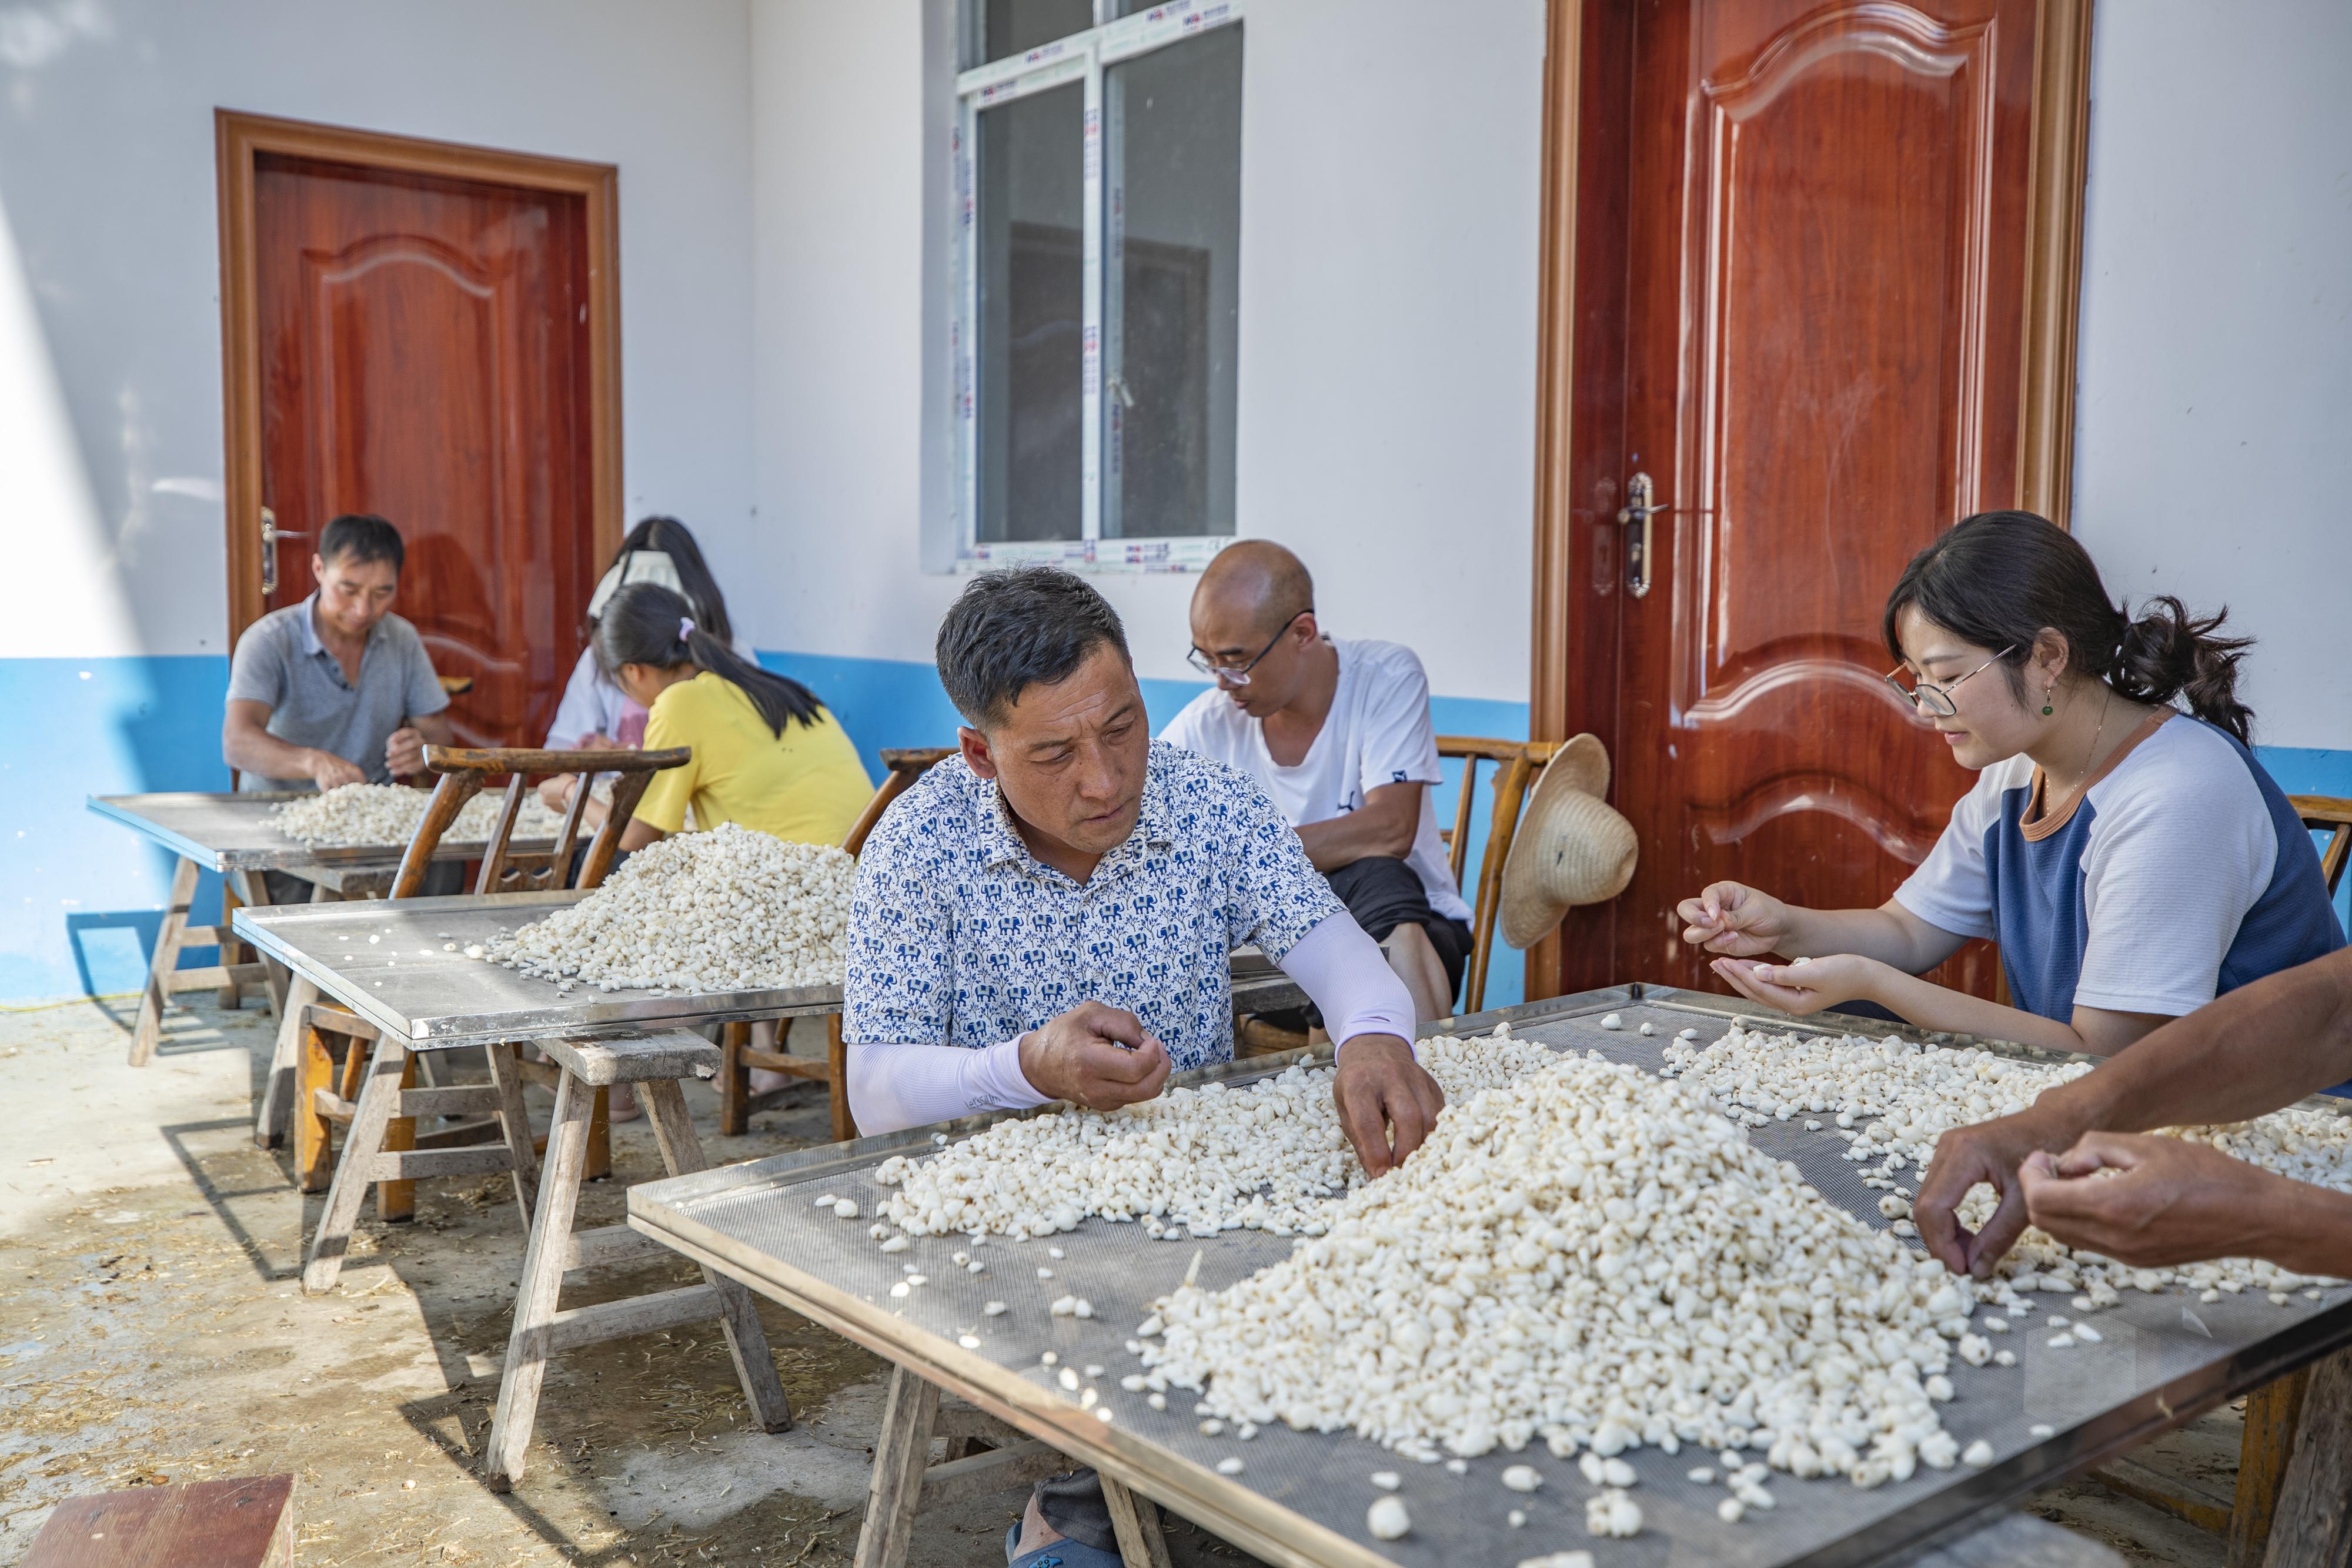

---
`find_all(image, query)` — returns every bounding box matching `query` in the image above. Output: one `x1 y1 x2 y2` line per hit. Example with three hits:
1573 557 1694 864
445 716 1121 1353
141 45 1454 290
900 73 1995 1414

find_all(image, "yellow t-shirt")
635 672 873 847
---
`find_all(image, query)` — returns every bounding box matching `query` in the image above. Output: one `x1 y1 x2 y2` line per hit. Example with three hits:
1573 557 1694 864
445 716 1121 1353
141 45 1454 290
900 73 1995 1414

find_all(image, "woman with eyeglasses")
1676 511 2344 1057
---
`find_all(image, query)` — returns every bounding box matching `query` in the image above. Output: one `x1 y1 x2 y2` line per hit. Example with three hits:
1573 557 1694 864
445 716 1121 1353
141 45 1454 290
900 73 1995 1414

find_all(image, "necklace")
2067 686 2113 798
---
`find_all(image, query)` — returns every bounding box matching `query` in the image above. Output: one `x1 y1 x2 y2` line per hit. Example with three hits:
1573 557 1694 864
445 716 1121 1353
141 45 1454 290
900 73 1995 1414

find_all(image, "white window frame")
953 1 1244 573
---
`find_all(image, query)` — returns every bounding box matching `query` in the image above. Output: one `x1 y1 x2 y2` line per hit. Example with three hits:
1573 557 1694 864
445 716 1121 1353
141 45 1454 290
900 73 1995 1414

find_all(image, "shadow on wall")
0 657 232 1003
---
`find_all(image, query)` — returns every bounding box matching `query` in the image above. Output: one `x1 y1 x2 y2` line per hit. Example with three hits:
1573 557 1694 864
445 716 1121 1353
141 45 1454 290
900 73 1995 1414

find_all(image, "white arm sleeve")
1278 913 1417 1051
847 1037 1051 1135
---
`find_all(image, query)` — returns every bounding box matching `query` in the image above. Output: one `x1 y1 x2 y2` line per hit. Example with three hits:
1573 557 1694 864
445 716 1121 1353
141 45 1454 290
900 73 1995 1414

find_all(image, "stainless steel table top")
230 892 1310 1051
627 985 2352 1568
88 790 558 874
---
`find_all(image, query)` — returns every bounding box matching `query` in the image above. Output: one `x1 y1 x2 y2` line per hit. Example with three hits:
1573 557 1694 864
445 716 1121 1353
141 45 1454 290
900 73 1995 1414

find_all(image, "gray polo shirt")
227 595 449 791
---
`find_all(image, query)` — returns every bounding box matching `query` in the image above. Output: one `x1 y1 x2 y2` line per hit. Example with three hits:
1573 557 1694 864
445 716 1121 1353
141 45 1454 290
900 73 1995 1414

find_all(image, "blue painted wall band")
12 651 2346 1013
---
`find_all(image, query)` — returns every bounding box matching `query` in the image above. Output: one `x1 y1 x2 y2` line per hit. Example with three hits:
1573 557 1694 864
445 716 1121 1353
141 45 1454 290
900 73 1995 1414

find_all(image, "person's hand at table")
2019 1133 2296 1268
385 726 429 780
305 748 366 793
1677 880 1798 958
1017 1001 1172 1113
1707 953 1897 1018
537 773 579 811
1915 1103 2087 1277
1333 1034 1445 1177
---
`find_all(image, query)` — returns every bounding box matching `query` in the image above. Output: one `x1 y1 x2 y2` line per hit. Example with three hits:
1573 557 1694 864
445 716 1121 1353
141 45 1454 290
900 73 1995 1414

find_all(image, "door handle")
1617 472 1667 599
259 509 310 597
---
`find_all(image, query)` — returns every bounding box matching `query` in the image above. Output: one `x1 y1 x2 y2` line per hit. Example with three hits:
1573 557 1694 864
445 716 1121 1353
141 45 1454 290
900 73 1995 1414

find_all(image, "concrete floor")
0 994 2234 1566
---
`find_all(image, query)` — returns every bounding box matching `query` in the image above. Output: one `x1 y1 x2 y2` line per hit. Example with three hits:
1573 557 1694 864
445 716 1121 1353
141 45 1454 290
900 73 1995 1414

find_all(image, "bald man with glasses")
1161 541 1471 1024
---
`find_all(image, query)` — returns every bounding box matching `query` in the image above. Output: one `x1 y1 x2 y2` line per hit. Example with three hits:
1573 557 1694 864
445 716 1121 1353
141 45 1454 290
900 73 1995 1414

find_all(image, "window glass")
1104 24 1242 539
980 0 1095 64
975 82 1086 544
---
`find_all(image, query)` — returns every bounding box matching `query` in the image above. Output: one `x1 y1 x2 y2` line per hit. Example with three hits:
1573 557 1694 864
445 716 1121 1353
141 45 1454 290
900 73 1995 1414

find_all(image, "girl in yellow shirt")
544 582 873 850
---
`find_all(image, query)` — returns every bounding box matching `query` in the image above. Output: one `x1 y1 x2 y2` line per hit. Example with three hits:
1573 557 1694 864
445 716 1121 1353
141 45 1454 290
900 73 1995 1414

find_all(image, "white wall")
747 0 1546 703
0 0 756 661
2071 0 2352 753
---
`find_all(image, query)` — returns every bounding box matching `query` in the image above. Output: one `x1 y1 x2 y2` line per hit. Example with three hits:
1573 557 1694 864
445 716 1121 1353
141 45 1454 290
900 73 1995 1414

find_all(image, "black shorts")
1324 855 1472 1004
1248 858 1472 1034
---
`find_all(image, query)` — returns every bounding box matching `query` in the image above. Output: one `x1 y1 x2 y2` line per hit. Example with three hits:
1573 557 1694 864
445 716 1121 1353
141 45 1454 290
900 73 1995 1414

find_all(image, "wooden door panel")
254 153 593 750
1559 0 2034 1002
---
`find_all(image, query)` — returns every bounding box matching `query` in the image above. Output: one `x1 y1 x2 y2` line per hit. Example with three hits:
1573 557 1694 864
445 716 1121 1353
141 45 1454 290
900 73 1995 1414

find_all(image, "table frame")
625 985 2352 1568
89 791 568 1068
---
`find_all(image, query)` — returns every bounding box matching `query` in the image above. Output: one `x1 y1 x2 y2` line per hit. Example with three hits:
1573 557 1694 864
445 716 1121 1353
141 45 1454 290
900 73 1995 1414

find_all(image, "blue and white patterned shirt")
843 741 1341 1070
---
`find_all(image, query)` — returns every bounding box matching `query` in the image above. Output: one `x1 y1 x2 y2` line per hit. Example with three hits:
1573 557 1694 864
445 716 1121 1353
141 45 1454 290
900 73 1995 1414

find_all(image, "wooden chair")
1434 735 1560 1016
717 746 958 1142
296 745 684 1290
1234 736 1559 1057
2290 794 2352 897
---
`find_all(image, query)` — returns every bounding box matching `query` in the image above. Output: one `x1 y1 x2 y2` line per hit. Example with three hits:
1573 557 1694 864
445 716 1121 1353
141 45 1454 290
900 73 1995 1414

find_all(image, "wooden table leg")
720 1021 751 1137
585 1084 613 1181
295 1017 338 1193
129 857 200 1066
302 1038 406 1294
484 1042 540 1219
216 876 246 1009
828 1014 857 1144
377 1050 419 1223
639 1078 793 1432
1102 1474 1175 1568
482 1071 597 1492
2233 1366 2314 1566
2260 1346 2352 1567
854 1365 943 1568
254 974 318 1149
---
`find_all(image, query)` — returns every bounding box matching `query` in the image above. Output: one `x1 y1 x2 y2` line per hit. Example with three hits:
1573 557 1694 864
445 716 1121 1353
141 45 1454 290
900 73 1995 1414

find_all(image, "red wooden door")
251 153 598 748
1553 0 2040 997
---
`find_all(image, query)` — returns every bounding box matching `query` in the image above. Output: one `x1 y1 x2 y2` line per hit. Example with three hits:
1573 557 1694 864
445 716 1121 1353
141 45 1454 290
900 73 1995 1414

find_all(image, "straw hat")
1499 734 1638 949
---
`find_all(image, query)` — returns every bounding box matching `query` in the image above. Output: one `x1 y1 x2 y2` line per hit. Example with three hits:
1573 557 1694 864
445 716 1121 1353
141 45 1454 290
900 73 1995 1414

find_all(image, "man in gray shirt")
224 514 454 793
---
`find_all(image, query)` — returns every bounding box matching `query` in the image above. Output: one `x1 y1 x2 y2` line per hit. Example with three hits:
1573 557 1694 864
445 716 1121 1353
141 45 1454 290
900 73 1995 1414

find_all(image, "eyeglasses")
1185 613 1308 686
1883 646 2016 718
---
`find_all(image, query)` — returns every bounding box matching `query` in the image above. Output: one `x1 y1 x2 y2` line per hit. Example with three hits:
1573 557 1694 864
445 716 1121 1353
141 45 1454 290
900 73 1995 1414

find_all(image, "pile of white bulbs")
1663 1024 2352 1304
270 782 570 848
1139 1051 1985 1489
485 821 855 993
875 1029 1568 1242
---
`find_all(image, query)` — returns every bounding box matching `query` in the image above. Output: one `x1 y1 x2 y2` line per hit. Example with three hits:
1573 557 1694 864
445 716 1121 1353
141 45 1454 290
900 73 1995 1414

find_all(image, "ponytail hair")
1882 511 2256 744
594 582 826 737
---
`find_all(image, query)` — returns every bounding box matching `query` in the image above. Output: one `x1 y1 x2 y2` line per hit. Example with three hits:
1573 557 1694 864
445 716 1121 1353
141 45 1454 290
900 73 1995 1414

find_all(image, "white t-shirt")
1160 637 1471 922
1892 712 2342 1018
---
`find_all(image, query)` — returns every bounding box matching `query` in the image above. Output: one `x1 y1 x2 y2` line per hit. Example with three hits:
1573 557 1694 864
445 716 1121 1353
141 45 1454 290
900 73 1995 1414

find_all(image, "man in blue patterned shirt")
843 567 1445 1566
846 565 1438 1158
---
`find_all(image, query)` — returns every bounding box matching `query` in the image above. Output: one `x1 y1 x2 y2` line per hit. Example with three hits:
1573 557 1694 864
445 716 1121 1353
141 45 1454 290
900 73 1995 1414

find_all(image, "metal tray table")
627 985 2352 1568
88 790 563 875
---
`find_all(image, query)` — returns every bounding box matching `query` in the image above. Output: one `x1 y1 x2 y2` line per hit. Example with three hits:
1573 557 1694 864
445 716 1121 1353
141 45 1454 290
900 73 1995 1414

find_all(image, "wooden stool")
21 1473 295 1567
301 1031 539 1291
857 1365 1169 1568
482 1030 792 1489
291 1005 612 1211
